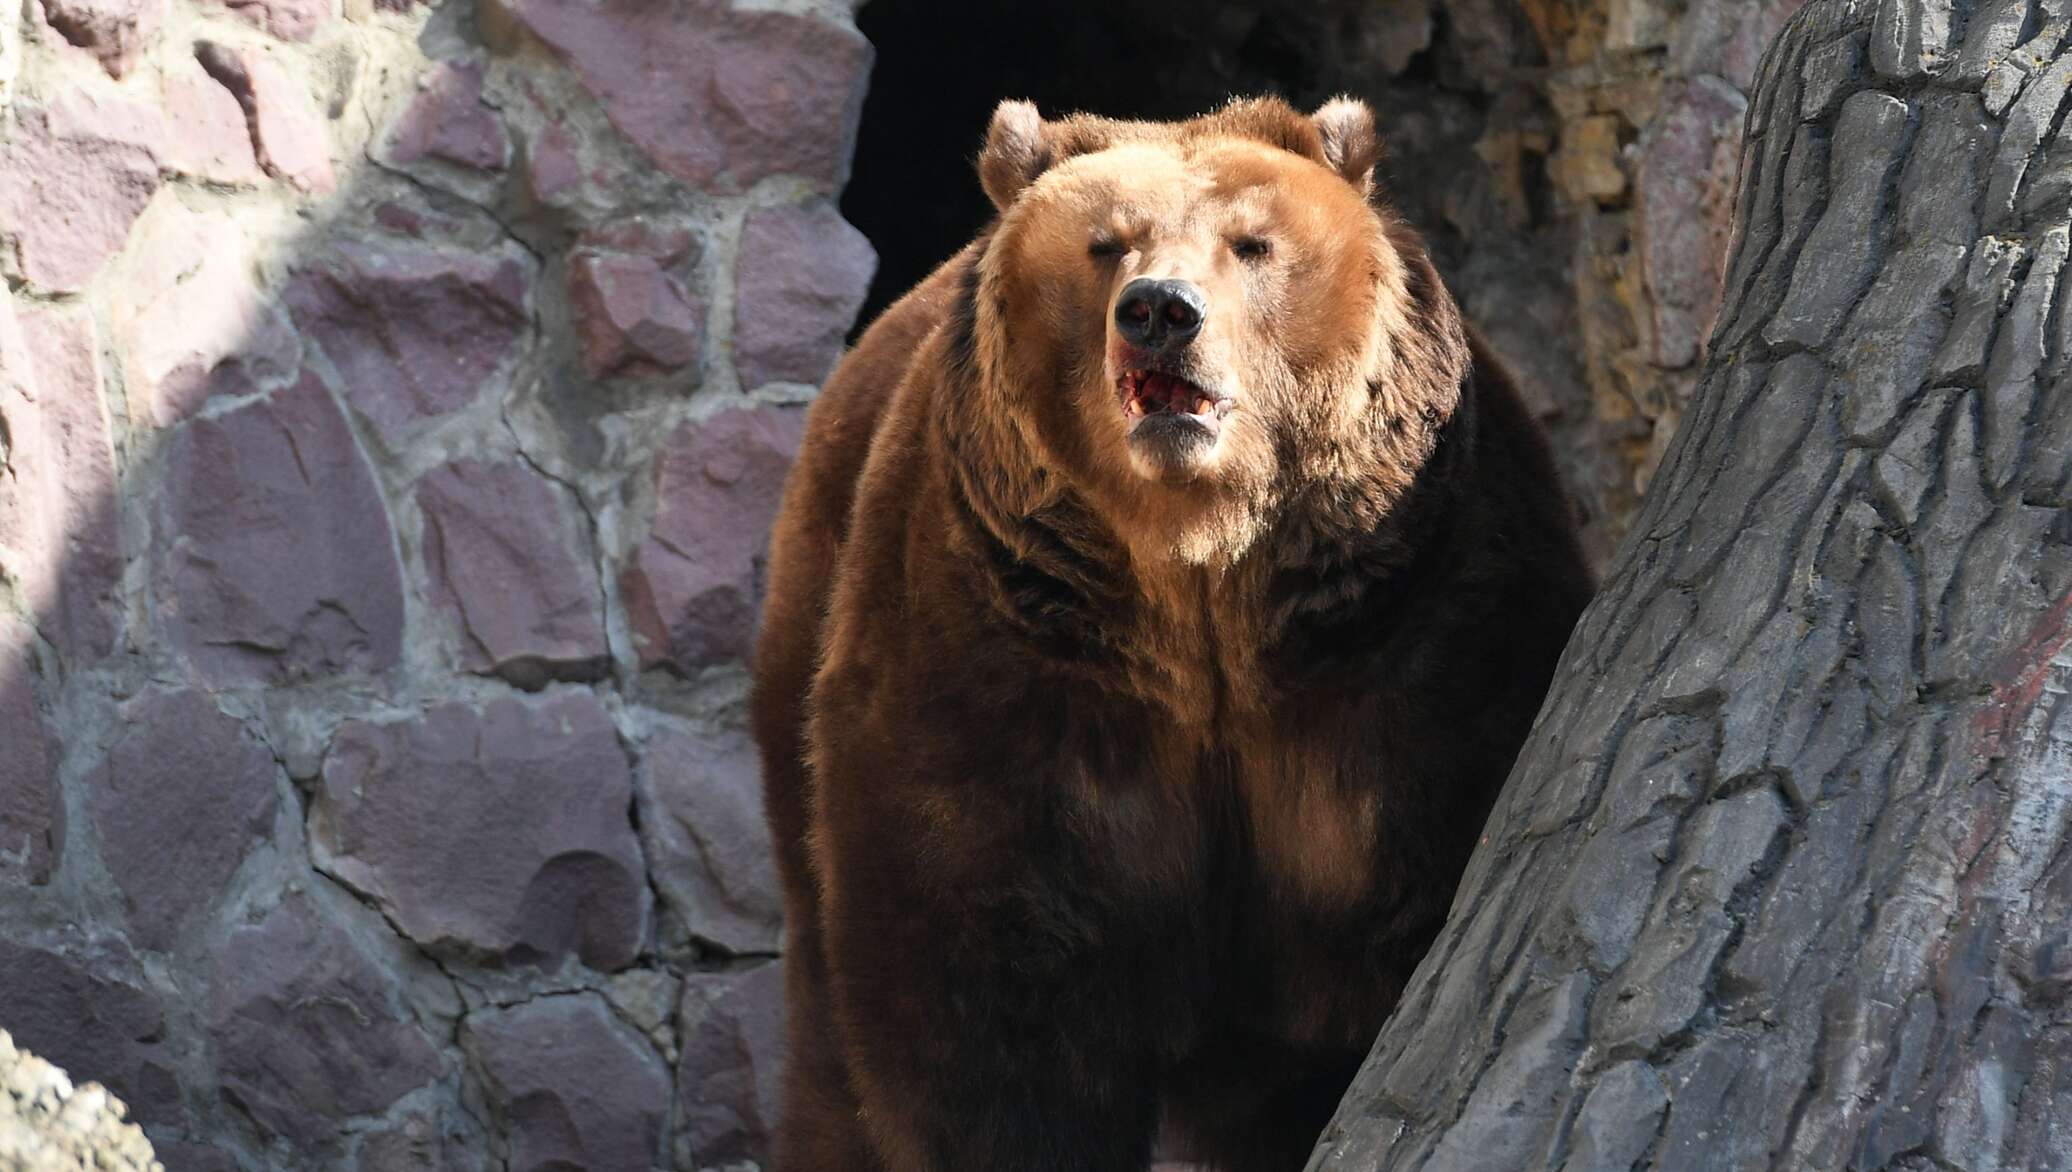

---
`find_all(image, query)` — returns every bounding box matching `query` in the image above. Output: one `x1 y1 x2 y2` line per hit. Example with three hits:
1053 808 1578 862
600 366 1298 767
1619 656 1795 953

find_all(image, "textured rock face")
154 372 404 684
312 695 648 970
638 722 784 953
1637 79 1748 369
0 293 121 665
383 60 509 173
355 1112 465 1172
0 621 59 885
676 962 785 1168
464 994 672 1172
38 0 162 78
162 60 265 185
206 0 329 43
84 691 279 949
498 0 871 192
112 201 298 425
569 249 703 377
284 242 529 441
206 895 442 1146
0 942 170 1129
417 459 608 685
734 202 877 390
0 95 162 293
194 42 335 193
1532 0 1811 511
0 0 874 1156
622 405 806 675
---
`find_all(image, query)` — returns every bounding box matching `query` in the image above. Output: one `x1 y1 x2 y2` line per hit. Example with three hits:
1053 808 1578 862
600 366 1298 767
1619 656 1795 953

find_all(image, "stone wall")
1528 0 1805 524
0 0 1798 1168
1357 0 1805 558
0 0 869 1166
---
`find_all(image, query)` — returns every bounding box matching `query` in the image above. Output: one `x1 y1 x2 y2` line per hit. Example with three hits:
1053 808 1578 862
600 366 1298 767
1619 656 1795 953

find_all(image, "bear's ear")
1312 97 1381 195
978 99 1054 211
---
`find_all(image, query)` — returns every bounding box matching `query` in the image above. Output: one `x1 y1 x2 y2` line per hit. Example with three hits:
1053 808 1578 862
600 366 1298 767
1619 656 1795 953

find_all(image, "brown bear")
750 96 1594 1172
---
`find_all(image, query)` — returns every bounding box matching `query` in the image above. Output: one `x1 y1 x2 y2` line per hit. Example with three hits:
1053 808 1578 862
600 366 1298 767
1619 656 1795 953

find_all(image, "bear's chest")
1056 720 1409 1047
1063 710 1396 922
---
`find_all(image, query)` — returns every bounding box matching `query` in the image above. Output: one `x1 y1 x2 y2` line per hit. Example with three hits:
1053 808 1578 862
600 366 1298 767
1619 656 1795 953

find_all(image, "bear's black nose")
1115 279 1206 351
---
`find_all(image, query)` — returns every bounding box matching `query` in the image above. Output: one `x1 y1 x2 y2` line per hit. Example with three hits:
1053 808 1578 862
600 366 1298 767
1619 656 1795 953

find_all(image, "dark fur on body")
750 96 1595 1172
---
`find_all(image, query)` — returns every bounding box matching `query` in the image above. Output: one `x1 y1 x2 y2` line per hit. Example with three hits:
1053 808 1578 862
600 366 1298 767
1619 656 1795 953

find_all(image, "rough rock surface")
497 0 871 192
0 621 59 885
0 294 121 665
676 962 785 1168
205 0 329 43
312 694 648 970
639 722 784 954
569 249 703 377
112 200 298 425
37 0 162 78
0 95 161 294
153 372 404 684
0 1030 160 1172
84 691 279 949
0 0 877 1159
417 458 608 685
162 60 266 185
194 42 335 192
206 895 443 1146
733 202 876 391
464 994 672 1172
284 242 529 441
0 941 170 1128
622 405 806 675
354 1112 469 1172
383 60 509 173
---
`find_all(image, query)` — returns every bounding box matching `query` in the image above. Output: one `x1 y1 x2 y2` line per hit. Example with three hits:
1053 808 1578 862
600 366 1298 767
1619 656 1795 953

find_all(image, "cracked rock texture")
1313 0 2072 1168
0 0 1839 1165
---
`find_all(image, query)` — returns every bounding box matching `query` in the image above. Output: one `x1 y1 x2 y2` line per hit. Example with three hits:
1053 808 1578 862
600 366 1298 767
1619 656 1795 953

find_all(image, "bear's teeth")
1192 397 1212 415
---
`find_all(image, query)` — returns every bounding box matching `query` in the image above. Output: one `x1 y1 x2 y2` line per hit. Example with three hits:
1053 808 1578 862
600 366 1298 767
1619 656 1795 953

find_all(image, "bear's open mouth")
1118 369 1218 421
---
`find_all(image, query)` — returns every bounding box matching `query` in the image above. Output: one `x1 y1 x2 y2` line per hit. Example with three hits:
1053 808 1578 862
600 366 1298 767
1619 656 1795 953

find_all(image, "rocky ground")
0 1031 160 1172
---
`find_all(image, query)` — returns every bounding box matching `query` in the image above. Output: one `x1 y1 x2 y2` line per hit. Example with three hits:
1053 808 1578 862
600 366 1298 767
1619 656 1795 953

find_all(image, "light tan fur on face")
972 137 1407 572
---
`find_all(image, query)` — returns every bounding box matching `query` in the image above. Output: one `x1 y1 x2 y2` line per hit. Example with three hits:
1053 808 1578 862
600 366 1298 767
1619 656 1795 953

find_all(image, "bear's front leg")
814 772 1167 1172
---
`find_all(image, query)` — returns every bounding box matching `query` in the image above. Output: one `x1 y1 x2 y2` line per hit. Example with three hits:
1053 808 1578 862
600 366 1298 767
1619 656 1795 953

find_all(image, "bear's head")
960 96 1470 567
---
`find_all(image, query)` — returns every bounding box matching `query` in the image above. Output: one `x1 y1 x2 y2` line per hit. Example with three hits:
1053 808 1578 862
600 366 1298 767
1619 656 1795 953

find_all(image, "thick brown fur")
750 96 1595 1172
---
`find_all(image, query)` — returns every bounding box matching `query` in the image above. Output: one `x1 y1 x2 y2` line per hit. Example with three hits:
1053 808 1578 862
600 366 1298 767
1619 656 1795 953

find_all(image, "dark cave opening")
839 0 1457 339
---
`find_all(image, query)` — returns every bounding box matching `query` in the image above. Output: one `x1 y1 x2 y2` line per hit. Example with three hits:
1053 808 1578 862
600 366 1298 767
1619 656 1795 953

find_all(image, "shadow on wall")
0 0 875 1167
